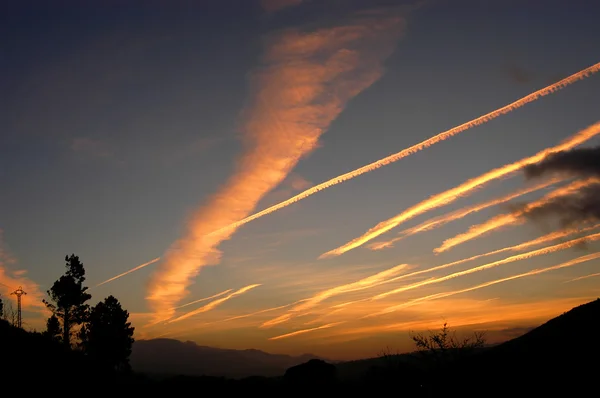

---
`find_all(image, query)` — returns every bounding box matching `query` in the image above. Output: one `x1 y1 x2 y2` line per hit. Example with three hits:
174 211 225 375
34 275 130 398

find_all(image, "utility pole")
11 286 27 328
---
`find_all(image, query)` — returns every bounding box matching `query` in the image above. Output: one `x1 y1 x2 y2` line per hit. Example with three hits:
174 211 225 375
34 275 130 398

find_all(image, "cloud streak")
326 223 599 313
261 263 409 328
435 178 600 253
145 14 404 323
566 272 600 283
173 288 233 309
371 231 600 302
208 62 600 240
368 177 561 251
320 121 600 258
370 251 600 316
521 146 600 228
95 257 161 287
269 322 343 340
168 284 261 324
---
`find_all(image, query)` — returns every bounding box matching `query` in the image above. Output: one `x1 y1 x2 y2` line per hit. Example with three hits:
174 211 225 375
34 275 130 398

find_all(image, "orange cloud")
173 288 234 309
269 322 343 340
168 284 261 324
320 296 594 343
0 230 46 313
325 223 600 313
145 15 404 323
368 177 561 251
565 271 600 283
435 178 600 253
371 251 600 317
208 63 600 241
371 231 600 303
260 263 409 328
320 121 600 258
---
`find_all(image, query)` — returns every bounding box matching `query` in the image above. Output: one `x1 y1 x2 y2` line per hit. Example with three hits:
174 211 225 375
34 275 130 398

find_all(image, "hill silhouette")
437 298 600 396
130 338 327 378
2 298 598 392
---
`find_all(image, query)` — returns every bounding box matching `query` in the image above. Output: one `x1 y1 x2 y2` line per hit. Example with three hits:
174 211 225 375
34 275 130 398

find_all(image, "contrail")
368 177 561 251
435 178 600 253
220 299 308 323
145 16 404 324
95 257 161 287
210 62 600 238
369 251 600 317
329 223 600 310
173 289 233 309
268 322 343 341
260 263 409 328
372 231 600 301
168 284 261 323
565 272 600 283
320 121 600 258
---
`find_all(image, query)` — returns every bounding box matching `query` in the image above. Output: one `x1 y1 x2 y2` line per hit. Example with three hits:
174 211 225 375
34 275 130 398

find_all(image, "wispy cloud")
0 229 46 312
369 251 600 317
168 284 261 324
269 321 343 340
317 296 593 344
314 224 600 317
261 263 409 328
368 177 561 251
145 13 405 323
370 231 600 303
173 288 234 310
320 121 600 258
435 178 600 253
565 271 600 283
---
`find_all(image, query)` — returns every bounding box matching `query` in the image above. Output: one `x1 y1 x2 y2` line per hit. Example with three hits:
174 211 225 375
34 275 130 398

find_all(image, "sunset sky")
2 0 600 360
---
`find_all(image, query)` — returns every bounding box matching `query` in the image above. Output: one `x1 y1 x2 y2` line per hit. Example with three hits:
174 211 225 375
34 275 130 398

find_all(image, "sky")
1 0 600 360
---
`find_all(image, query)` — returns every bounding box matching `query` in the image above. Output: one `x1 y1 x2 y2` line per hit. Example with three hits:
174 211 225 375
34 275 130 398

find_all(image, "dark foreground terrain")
3 298 600 395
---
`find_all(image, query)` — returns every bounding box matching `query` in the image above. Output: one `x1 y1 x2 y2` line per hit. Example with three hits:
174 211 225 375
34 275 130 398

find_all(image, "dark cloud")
520 185 600 228
518 146 600 228
524 146 600 179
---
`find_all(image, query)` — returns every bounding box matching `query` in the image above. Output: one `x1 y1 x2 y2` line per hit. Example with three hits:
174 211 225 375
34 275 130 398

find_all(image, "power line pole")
11 286 27 328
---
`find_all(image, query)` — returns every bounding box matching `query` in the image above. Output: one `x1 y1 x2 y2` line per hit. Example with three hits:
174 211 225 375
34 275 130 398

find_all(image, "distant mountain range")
130 338 328 378
131 298 600 385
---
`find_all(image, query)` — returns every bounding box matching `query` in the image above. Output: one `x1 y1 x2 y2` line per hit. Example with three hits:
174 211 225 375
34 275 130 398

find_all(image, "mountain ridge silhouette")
130 337 330 378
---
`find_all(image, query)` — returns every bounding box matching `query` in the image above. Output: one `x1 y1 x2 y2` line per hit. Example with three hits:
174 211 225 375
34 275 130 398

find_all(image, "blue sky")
1 0 600 359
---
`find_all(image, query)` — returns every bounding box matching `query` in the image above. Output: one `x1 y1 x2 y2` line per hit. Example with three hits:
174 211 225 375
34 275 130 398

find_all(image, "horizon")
2 0 600 361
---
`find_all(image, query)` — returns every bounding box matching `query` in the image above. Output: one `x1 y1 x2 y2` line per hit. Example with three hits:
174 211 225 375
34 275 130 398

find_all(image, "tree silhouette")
43 254 92 347
81 295 135 372
43 314 62 342
410 322 486 365
0 296 3 318
2 300 18 326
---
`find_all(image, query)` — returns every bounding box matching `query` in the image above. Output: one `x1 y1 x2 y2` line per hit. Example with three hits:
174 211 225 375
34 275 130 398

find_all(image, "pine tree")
43 314 62 342
81 295 135 372
43 254 92 347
